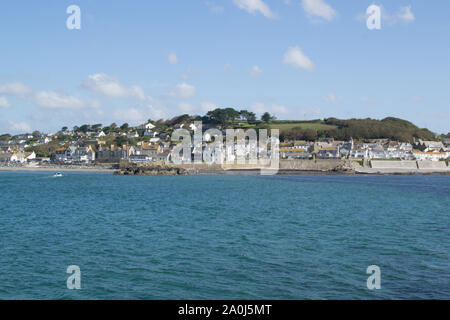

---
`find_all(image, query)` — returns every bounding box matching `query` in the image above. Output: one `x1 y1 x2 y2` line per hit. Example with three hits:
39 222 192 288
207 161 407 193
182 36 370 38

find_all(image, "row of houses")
0 151 36 163
54 141 173 164
279 139 450 161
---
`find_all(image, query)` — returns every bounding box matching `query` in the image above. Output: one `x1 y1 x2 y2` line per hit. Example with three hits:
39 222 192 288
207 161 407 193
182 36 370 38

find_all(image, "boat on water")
53 172 63 177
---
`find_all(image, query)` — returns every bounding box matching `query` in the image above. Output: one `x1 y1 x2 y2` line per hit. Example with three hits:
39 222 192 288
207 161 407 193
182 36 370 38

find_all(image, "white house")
413 151 447 161
317 147 340 159
72 146 96 163
350 149 369 159
386 150 414 160
0 153 14 162
138 122 155 131
369 150 389 159
417 141 445 152
55 146 77 163
24 151 36 161
1 151 36 163
129 154 151 163
144 130 158 137
127 132 140 139
38 137 52 144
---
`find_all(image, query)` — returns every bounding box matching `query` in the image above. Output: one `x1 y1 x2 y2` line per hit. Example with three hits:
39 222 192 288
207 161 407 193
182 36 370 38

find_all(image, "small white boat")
53 172 63 177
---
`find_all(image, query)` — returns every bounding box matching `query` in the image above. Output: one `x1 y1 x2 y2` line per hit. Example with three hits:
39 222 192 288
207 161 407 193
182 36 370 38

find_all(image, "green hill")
277 117 436 142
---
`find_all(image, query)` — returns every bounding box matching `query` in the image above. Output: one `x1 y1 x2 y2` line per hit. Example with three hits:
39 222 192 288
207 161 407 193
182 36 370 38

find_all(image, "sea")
0 171 448 299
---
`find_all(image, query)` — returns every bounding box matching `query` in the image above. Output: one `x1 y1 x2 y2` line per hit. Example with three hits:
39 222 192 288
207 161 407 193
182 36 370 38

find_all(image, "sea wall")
117 160 449 175
370 160 418 169
179 159 352 172
417 161 448 170
279 159 350 171
355 160 450 174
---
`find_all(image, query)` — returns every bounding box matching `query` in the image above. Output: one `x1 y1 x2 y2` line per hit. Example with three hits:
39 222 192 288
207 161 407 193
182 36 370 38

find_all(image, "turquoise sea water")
0 171 448 299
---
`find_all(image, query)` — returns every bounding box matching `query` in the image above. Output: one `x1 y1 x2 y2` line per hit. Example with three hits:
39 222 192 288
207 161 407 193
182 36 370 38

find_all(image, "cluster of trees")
0 134 11 141
280 128 320 141
280 117 437 142
63 122 133 135
201 108 275 127
202 108 254 127
45 108 278 138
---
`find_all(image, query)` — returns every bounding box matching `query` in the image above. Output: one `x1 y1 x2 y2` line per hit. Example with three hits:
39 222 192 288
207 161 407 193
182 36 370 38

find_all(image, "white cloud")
80 73 146 100
168 82 196 99
361 97 379 105
282 46 315 71
168 52 178 65
201 101 217 112
223 63 232 71
10 121 31 133
33 91 86 109
122 100 170 121
324 93 337 103
177 102 196 113
398 6 415 23
0 81 93 110
0 82 32 97
250 102 288 116
296 107 323 119
357 5 415 26
0 96 11 108
302 0 336 22
206 1 224 14
147 104 168 120
113 108 147 124
233 0 276 19
250 65 263 77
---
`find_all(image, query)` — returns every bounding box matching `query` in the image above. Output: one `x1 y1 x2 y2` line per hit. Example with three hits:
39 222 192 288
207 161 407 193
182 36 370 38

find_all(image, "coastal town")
1 110 449 173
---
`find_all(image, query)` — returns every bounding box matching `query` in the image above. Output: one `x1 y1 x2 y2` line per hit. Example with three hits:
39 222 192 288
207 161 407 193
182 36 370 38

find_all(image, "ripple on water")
0 173 449 299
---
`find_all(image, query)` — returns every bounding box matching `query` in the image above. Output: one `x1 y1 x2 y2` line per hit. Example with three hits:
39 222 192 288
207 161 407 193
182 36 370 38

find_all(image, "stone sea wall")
115 159 449 175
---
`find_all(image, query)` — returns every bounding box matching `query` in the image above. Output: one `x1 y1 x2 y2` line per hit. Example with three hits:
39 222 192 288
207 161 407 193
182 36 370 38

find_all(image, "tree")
261 112 274 123
205 108 240 127
303 129 318 141
239 110 256 121
61 126 68 132
79 125 90 133
92 124 103 131
120 123 129 131
0 134 11 141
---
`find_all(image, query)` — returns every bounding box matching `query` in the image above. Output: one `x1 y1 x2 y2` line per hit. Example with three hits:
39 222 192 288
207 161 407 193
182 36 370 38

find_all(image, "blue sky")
0 0 449 134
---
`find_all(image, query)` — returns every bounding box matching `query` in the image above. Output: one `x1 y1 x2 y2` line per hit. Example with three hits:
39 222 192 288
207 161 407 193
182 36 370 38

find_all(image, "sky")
0 0 449 134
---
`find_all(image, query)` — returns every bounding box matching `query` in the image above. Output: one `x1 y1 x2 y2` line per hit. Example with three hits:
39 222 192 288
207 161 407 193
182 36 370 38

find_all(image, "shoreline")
0 166 115 173
1 165 449 175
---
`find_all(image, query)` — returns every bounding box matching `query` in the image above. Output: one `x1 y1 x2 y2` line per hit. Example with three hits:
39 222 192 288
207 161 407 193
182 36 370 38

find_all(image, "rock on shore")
114 164 188 176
